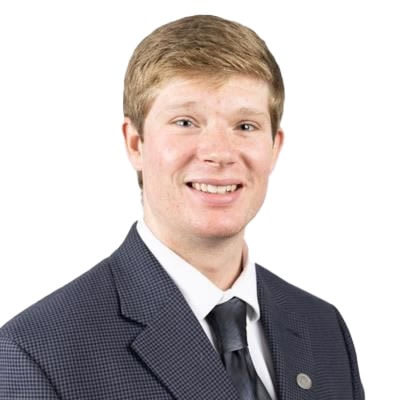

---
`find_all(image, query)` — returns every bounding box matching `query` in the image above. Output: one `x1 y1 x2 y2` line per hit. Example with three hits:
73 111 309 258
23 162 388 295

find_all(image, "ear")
122 117 143 172
270 128 284 172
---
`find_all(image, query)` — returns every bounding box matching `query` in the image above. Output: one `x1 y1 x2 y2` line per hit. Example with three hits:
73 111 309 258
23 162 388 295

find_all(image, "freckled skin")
123 76 283 280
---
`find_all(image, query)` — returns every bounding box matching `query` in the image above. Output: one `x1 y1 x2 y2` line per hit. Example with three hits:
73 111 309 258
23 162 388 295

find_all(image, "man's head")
122 15 284 246
123 15 284 189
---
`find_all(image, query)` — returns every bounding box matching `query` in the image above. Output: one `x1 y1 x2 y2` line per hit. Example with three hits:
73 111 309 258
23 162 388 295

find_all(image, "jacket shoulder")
0 257 116 348
256 263 335 311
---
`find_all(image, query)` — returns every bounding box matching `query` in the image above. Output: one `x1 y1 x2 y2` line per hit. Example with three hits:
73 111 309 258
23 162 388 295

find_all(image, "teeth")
208 184 218 193
191 183 238 194
217 186 226 194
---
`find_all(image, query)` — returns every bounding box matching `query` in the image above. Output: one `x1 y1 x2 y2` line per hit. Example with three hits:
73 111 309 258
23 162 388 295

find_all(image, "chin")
189 220 246 240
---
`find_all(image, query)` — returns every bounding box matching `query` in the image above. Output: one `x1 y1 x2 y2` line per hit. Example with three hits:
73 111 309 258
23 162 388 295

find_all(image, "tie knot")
206 297 248 354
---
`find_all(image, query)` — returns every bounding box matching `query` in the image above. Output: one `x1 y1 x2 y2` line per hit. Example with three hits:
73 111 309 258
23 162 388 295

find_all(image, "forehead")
149 75 271 115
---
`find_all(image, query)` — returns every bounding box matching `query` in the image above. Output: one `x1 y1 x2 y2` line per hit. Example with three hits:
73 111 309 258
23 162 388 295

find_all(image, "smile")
190 182 240 194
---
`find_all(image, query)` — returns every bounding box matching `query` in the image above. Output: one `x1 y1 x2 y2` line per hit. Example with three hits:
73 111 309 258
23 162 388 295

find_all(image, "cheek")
246 144 274 177
160 144 187 167
142 135 194 177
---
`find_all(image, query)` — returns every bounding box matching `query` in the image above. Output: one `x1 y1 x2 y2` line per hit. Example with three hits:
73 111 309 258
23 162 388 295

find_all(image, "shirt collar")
136 219 260 322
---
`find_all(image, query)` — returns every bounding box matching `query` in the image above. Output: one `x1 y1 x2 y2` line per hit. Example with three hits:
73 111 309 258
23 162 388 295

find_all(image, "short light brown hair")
123 15 285 188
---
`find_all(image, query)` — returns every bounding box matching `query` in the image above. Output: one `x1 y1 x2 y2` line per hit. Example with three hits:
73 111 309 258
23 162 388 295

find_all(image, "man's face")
123 75 283 245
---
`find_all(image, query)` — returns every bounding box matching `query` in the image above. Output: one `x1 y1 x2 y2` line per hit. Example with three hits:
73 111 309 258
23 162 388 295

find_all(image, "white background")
1 1 399 397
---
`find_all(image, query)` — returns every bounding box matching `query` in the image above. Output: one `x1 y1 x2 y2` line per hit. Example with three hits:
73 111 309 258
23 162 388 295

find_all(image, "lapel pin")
297 373 312 390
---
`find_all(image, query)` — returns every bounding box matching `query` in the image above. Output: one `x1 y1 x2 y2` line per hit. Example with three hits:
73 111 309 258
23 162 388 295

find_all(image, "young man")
0 15 364 399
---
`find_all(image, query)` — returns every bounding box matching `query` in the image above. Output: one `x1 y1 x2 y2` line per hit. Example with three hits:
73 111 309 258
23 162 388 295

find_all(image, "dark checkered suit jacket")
0 223 364 399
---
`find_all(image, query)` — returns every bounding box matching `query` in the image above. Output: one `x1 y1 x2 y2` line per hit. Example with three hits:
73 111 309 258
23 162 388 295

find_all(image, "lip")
185 180 243 206
185 178 243 186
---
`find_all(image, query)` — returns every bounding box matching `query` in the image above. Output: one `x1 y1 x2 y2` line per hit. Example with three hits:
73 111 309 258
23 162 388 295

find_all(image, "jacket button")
297 373 312 390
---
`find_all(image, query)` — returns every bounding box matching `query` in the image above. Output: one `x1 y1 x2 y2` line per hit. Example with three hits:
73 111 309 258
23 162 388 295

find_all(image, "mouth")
186 182 242 195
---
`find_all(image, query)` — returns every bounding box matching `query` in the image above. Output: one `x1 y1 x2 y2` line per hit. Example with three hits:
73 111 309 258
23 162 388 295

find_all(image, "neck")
176 235 246 290
144 219 246 291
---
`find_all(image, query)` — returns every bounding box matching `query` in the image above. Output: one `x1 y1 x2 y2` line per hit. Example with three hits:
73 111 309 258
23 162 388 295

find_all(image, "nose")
197 127 236 166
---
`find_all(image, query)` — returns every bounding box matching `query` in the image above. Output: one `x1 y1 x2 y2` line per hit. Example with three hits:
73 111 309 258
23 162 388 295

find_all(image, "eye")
238 123 257 132
175 119 194 128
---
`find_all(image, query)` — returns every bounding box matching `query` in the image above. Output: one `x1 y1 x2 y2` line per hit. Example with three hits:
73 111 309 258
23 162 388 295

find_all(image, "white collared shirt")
137 220 277 399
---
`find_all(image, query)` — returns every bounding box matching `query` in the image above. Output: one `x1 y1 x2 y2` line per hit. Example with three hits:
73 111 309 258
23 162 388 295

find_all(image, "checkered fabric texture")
0 223 364 399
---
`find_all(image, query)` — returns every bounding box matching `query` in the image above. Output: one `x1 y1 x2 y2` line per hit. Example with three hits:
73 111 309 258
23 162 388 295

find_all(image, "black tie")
206 297 272 400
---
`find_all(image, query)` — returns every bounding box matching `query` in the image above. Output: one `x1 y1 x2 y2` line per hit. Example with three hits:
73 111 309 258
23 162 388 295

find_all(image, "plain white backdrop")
1 1 399 397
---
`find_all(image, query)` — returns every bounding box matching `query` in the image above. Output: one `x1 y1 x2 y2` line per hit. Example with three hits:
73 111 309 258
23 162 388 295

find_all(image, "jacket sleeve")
0 335 60 399
335 308 365 400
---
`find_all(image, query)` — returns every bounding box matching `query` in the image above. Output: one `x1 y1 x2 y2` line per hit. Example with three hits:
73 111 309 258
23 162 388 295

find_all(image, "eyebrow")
235 107 268 118
164 101 199 111
164 103 268 117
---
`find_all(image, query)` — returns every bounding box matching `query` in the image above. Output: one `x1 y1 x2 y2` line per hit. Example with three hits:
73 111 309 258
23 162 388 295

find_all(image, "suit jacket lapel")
110 224 239 400
257 265 316 400
131 291 239 400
